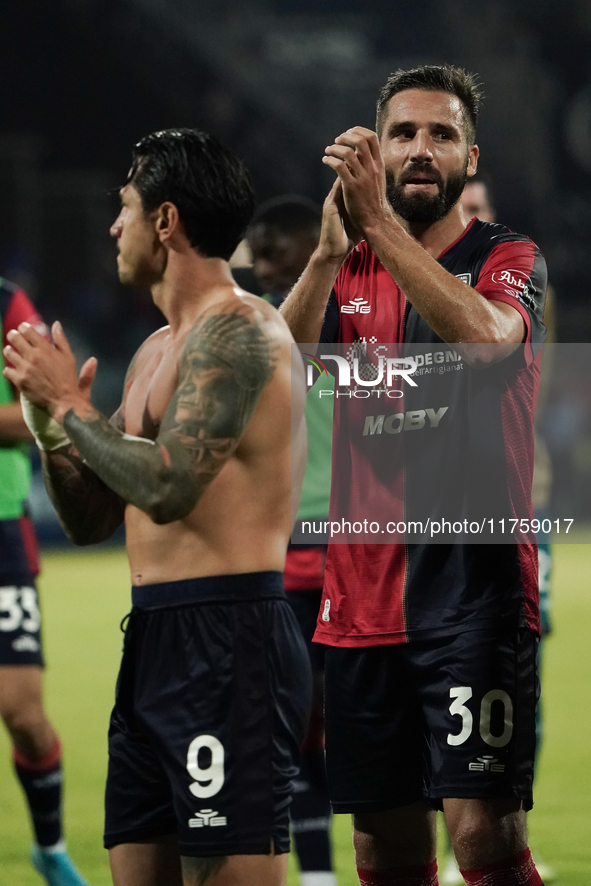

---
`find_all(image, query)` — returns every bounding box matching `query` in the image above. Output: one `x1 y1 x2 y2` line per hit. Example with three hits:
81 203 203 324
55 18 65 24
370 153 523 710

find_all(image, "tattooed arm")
9 333 140 545
60 307 278 525
41 444 126 544
38 369 133 545
4 309 277 534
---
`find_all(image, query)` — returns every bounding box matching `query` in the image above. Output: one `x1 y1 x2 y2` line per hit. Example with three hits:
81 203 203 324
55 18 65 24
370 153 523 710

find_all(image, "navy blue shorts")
104 572 312 857
0 518 43 667
324 628 539 813
286 589 325 674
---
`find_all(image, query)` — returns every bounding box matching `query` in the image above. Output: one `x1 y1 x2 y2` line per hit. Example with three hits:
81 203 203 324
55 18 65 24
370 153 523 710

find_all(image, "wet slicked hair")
376 65 483 143
248 195 322 237
128 128 255 261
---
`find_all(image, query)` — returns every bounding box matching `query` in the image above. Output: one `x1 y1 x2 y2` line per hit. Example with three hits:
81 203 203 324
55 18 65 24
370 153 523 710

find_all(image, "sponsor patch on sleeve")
491 269 537 311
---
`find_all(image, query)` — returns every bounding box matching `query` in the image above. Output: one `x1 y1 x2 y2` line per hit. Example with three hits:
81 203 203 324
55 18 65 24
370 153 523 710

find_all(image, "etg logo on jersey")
189 808 227 828
468 755 505 773
341 297 371 314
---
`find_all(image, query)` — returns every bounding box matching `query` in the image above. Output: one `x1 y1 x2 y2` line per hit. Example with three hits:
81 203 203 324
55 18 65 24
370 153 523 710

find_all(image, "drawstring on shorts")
120 612 132 634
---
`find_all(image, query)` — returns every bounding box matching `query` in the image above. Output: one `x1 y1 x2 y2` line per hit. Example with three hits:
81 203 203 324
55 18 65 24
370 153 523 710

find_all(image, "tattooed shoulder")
182 305 280 393
156 305 280 467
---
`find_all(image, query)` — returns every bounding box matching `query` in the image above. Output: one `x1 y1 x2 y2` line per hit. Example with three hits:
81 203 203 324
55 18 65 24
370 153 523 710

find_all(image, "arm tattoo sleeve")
62 309 278 525
38 346 142 545
42 445 126 545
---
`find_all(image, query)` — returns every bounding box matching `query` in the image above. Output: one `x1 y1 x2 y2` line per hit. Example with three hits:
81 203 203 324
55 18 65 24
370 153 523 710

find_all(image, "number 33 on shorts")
447 686 514 748
0 586 41 633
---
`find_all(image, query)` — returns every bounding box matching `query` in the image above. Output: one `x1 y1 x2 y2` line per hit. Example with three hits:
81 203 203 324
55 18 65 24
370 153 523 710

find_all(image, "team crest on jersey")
341 297 371 314
455 273 472 286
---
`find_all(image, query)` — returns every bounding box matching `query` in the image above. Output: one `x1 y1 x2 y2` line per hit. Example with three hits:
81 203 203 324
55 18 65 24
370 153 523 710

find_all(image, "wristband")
20 395 70 451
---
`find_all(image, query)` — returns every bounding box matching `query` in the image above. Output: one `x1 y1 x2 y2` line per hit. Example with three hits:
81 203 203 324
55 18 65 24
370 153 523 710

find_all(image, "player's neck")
151 251 237 332
406 204 472 258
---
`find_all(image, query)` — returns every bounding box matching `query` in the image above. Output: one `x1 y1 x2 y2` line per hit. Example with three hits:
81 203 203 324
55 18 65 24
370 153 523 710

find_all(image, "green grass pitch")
0 543 589 884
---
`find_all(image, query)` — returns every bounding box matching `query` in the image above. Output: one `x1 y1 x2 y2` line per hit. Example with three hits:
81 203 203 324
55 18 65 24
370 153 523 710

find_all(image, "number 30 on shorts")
447 686 513 748
186 735 225 799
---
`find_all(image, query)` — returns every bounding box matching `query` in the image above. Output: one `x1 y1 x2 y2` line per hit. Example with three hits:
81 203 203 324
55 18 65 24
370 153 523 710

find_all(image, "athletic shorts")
0 518 44 667
286 589 325 674
324 628 539 813
104 572 312 857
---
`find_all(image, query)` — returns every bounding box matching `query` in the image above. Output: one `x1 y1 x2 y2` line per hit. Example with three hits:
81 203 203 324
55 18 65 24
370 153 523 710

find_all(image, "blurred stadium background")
1 0 590 882
3 0 591 532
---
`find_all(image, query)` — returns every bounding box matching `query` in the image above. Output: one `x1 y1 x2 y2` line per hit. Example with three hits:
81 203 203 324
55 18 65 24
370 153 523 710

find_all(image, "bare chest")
123 346 180 439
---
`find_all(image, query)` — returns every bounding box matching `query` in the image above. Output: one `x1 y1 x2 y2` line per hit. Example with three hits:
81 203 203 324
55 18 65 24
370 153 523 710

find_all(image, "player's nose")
253 258 276 289
409 130 434 162
110 216 123 238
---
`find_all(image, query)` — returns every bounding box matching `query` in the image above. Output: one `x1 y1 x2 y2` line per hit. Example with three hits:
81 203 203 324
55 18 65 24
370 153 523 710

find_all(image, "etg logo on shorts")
189 808 227 828
12 635 41 653
468 755 505 773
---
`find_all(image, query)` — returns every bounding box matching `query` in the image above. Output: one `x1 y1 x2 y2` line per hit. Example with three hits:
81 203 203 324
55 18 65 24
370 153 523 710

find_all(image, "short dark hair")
376 65 482 143
127 128 255 261
248 195 322 238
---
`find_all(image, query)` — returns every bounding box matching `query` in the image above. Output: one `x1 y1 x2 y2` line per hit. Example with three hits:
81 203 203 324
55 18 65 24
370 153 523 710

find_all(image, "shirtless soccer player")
3 128 311 886
282 66 546 886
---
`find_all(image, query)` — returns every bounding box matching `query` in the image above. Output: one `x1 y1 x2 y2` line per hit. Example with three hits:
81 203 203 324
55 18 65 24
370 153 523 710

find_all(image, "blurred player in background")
0 277 89 886
247 196 338 886
4 128 311 886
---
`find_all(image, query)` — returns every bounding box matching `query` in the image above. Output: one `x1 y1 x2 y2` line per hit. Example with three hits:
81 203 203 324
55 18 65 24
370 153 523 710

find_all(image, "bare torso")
120 291 306 585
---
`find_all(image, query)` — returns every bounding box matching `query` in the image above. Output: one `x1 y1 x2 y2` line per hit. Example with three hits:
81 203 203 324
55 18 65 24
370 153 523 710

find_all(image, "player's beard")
386 157 469 224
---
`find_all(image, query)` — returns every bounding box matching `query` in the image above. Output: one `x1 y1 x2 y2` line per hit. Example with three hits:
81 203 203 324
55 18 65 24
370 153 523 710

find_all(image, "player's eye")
432 127 456 141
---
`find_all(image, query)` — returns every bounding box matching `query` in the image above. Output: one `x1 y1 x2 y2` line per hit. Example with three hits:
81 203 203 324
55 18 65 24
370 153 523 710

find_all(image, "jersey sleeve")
3 288 49 356
474 237 547 348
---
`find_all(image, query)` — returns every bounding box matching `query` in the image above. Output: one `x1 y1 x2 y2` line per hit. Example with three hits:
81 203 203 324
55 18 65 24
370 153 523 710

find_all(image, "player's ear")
155 202 180 242
467 144 479 178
